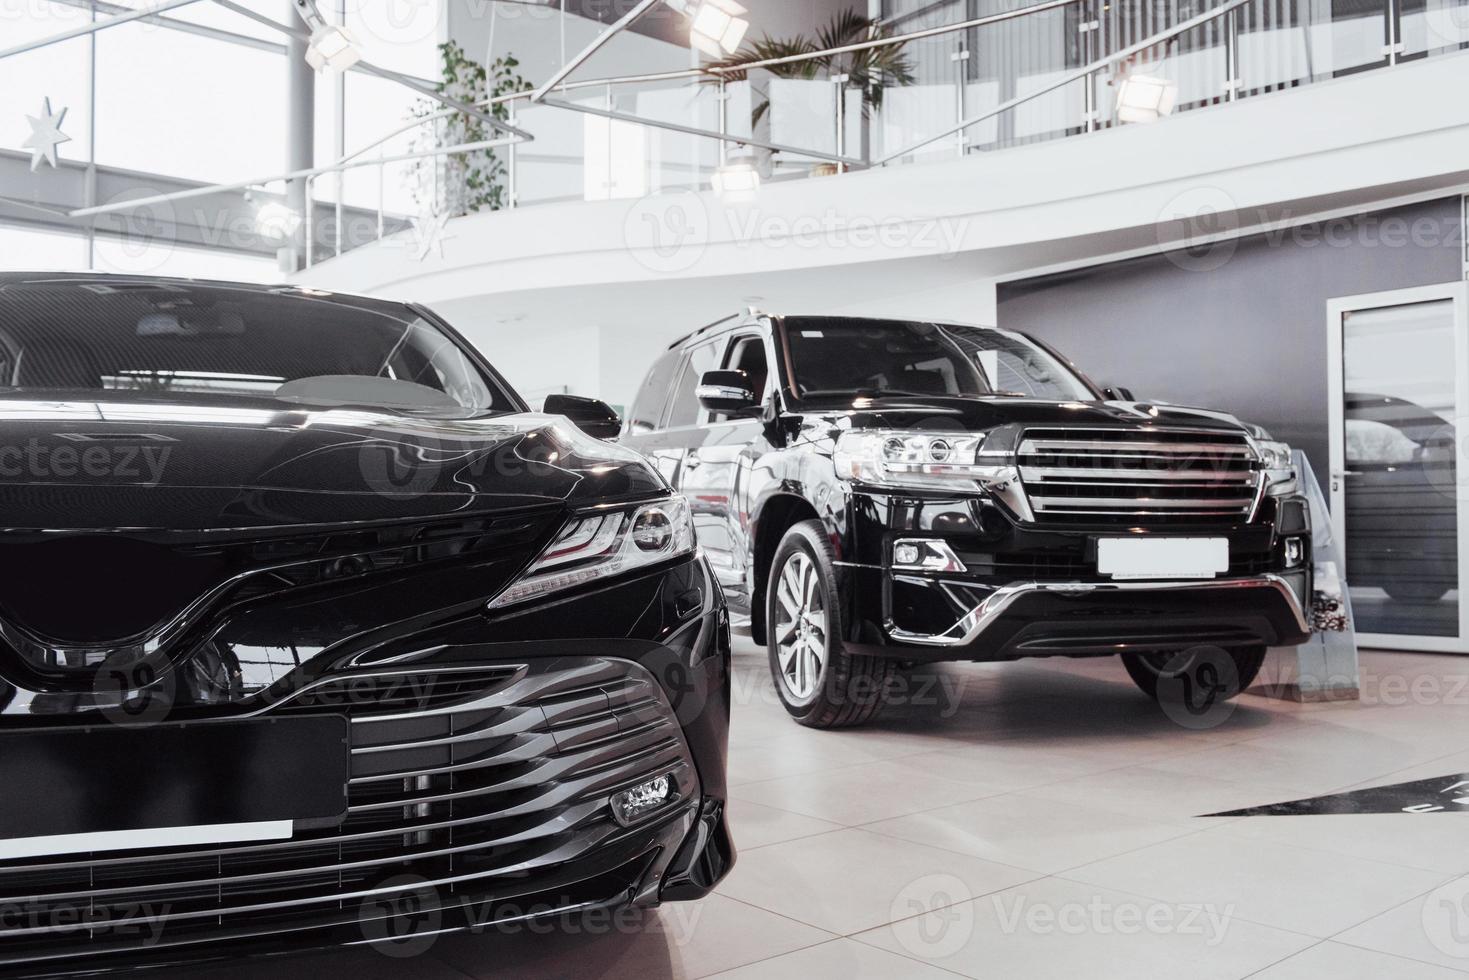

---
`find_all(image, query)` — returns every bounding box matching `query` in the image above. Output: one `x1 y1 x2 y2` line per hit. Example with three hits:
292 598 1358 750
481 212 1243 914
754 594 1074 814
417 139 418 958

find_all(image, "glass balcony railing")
303 0 1469 267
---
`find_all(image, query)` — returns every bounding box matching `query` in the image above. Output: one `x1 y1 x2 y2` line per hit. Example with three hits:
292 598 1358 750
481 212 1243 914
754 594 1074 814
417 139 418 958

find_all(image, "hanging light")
305 21 361 71
712 153 760 200
1115 71 1178 124
293 0 362 72
254 201 303 241
665 0 750 57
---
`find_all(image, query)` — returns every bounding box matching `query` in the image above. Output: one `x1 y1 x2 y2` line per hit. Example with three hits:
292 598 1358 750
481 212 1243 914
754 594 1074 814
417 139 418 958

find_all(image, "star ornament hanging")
407 212 453 263
22 97 72 172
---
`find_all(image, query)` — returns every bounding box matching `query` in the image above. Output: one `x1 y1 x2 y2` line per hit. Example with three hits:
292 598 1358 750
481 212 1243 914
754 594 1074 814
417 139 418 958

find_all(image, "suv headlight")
1254 437 1299 497
488 495 695 610
834 430 1010 489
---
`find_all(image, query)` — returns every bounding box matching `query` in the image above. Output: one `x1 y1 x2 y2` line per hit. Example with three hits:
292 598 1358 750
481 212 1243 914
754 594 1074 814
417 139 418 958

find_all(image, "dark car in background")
0 274 732 976
1343 392 1458 604
623 312 1312 728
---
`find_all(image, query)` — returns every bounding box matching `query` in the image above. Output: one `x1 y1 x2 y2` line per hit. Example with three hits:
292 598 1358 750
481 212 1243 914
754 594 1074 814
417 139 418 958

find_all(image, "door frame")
1327 281 1469 653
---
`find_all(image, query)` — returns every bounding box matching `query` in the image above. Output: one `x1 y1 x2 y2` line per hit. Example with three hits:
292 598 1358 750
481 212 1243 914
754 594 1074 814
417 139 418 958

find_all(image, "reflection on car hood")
800 394 1251 433
0 394 663 533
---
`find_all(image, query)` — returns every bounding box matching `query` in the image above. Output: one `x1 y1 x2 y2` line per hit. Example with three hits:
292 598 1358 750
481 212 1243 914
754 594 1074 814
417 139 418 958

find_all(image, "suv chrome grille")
0 657 696 970
1016 427 1262 524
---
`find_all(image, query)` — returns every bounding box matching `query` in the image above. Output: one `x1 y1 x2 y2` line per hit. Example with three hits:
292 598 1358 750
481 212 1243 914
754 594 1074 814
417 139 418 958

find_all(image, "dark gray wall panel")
997 197 1464 478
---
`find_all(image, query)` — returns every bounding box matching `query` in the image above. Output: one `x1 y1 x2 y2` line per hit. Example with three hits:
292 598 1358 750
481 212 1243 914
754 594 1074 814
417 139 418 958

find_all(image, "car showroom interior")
2 0 1469 977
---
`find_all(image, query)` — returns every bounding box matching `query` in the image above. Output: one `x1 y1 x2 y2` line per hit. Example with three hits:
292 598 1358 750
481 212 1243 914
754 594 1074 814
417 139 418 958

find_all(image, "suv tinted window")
665 342 721 429
782 317 1094 402
626 350 681 435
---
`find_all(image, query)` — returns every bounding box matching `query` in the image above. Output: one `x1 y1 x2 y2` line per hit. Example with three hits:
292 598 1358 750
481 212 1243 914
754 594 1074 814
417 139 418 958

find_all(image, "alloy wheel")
773 551 827 700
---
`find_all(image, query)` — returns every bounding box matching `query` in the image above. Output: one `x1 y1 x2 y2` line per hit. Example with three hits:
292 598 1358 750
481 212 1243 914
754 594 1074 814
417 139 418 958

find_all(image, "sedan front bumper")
0 557 734 977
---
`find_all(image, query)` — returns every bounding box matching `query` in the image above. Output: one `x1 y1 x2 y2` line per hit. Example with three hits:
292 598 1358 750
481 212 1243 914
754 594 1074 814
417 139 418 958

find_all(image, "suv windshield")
0 280 507 412
782 317 1096 402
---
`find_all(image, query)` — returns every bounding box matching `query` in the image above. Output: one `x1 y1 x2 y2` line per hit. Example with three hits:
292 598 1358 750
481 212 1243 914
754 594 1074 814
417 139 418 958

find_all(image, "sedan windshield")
782 317 1096 402
0 280 507 412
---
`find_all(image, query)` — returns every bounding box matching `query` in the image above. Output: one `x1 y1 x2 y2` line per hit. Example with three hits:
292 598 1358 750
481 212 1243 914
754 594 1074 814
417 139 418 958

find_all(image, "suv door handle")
685 451 702 470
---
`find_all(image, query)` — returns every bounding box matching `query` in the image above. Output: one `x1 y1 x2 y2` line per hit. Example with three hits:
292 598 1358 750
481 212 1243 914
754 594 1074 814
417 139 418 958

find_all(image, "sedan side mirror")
697 370 759 415
1103 385 1136 402
544 394 622 440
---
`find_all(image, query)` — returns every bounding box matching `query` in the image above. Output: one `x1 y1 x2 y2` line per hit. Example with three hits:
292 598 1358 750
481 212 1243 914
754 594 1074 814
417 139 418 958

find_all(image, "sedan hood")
801 395 1252 434
0 393 663 533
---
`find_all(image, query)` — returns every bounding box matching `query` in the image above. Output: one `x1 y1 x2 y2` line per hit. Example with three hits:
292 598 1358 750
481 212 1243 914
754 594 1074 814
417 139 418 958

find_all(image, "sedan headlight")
834 430 992 490
488 495 695 610
1254 437 1299 496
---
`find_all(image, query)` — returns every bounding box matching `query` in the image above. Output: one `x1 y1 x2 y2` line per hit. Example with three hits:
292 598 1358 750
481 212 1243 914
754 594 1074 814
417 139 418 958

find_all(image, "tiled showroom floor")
167 640 1469 979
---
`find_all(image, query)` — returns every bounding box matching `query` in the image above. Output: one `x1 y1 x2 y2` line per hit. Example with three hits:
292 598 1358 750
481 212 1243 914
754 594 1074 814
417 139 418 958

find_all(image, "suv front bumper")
845 566 1313 663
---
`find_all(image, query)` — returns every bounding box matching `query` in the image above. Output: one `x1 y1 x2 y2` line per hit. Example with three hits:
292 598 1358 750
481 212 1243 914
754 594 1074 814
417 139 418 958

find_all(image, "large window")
0 2 443 276
94 24 288 184
0 4 92 159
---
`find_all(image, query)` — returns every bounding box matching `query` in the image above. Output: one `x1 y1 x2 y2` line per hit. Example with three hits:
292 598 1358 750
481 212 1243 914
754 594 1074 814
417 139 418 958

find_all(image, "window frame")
659 337 725 432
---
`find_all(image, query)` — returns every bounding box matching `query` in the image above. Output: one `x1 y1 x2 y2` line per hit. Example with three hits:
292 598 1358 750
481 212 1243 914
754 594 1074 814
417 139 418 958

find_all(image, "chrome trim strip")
1020 439 1254 456
887 574 1311 648
1031 496 1257 511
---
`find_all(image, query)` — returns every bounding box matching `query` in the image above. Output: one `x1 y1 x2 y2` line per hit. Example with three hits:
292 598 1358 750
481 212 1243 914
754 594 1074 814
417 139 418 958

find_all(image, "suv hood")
0 394 663 533
803 395 1252 435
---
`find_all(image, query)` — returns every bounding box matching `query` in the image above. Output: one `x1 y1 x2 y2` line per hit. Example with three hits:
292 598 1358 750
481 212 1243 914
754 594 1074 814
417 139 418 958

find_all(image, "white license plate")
0 822 294 861
1096 537 1229 580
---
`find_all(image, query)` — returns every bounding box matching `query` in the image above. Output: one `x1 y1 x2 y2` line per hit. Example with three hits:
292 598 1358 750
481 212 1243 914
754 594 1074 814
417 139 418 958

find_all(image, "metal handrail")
877 0 1259 163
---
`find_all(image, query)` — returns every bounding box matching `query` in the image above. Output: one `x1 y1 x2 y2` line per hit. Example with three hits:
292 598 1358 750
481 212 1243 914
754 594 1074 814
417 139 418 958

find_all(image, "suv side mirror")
697 370 759 415
544 394 621 440
1103 385 1136 402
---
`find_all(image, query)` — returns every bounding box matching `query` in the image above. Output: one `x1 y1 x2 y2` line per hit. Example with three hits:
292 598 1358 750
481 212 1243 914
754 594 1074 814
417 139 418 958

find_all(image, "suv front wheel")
1121 644 1267 707
767 520 895 728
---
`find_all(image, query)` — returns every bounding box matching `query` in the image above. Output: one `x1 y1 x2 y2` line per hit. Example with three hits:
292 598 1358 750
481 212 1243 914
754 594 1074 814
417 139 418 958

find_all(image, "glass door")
1328 284 1469 652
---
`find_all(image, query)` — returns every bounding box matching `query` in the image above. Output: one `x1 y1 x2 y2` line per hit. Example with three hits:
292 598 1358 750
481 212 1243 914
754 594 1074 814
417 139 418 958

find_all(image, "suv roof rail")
666 312 747 350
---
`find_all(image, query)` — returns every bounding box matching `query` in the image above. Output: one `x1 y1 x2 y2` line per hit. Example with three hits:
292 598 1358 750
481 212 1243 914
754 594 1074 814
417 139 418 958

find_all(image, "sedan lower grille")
0 657 697 970
1017 427 1263 525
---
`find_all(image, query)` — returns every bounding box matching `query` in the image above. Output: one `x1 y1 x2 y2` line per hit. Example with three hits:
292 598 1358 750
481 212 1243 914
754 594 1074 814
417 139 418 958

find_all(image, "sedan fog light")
892 538 966 573
611 774 675 826
1284 537 1305 569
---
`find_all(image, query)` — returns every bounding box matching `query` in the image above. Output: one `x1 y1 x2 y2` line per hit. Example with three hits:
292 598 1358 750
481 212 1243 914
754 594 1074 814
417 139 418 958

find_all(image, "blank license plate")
0 716 349 860
1097 537 1229 580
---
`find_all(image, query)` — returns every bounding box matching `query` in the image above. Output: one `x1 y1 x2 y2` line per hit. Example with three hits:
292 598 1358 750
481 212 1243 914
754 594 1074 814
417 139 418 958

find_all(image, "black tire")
766 519 896 729
1122 644 1267 704
1385 582 1450 603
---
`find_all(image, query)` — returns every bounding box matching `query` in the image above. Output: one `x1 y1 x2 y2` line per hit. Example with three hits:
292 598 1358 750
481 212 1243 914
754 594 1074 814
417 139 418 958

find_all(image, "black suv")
623 312 1312 729
0 274 732 975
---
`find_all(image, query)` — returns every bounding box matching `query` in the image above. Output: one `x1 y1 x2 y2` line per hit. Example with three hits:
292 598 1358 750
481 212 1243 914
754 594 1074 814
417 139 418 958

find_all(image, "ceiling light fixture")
254 201 303 241
712 153 760 200
1115 71 1178 123
665 0 750 57
292 0 362 72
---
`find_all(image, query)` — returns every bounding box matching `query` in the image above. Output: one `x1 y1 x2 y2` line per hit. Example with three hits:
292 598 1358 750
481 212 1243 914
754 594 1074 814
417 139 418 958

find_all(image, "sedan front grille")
1017 427 1263 525
0 656 696 971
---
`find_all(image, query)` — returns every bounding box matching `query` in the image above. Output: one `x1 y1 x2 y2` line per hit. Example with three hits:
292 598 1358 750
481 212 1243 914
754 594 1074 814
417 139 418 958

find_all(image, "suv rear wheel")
767 520 895 728
1121 644 1267 707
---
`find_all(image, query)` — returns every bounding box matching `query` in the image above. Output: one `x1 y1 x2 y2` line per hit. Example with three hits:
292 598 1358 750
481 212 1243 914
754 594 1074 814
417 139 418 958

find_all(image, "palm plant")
708 9 916 122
